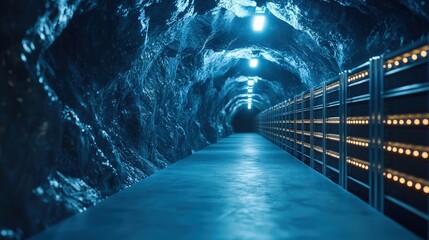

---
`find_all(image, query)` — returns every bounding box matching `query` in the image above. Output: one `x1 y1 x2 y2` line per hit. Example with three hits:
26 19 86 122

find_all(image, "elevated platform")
33 134 416 239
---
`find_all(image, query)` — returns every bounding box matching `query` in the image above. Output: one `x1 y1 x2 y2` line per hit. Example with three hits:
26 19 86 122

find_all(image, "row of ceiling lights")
246 6 266 110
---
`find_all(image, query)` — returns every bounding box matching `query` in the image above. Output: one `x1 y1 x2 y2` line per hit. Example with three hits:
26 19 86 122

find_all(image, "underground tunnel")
1 0 429 239
231 107 260 132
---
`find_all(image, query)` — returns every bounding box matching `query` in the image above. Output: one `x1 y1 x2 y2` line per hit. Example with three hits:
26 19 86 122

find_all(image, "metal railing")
257 37 429 238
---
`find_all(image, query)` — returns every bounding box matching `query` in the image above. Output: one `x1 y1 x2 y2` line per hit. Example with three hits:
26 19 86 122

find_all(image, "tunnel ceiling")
1 0 428 238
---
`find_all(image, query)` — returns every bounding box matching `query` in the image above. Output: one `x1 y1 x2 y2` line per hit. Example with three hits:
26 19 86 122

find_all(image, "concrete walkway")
33 133 416 239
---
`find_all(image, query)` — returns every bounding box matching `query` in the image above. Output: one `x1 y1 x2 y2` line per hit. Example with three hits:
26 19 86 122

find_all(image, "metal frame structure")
257 38 429 238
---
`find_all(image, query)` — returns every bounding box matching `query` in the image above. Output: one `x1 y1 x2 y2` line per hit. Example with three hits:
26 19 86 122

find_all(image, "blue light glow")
249 58 258 68
252 15 266 31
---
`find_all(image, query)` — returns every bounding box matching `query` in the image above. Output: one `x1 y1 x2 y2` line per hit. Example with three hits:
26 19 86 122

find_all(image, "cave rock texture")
0 0 428 238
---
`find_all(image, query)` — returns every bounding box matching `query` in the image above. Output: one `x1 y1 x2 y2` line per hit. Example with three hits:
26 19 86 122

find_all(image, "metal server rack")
256 38 429 238
302 91 313 167
325 77 342 184
345 62 371 203
381 40 429 236
285 100 293 154
313 84 326 174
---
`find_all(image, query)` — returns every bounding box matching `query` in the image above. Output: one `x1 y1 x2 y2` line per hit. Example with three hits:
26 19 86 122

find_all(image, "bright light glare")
247 80 255 86
247 98 252 102
249 58 258 68
247 93 252 98
252 15 266 31
248 103 252 109
248 88 253 93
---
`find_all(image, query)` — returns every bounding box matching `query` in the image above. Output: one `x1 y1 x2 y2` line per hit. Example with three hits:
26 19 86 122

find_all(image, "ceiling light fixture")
252 7 266 32
249 58 258 68
252 15 266 31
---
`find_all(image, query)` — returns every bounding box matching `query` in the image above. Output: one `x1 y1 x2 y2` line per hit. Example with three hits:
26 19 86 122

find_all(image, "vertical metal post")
278 104 280 148
301 92 305 162
269 108 271 141
274 106 277 145
273 106 275 144
278 104 280 147
262 112 265 137
271 107 272 141
280 103 283 149
271 107 274 143
273 107 275 143
277 105 279 146
322 82 327 176
310 88 315 168
268 109 271 141
265 110 267 139
261 112 263 136
293 96 298 157
275 106 277 145
283 102 286 150
339 71 348 189
277 102 284 149
278 105 280 145
290 101 292 153
285 102 288 151
265 108 270 140
369 56 384 212
271 107 273 143
265 111 267 138
287 101 291 153
264 112 265 137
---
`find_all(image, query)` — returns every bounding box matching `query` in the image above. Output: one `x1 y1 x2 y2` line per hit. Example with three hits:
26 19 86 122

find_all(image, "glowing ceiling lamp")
249 58 258 68
252 7 266 32
247 95 252 109
252 15 266 31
